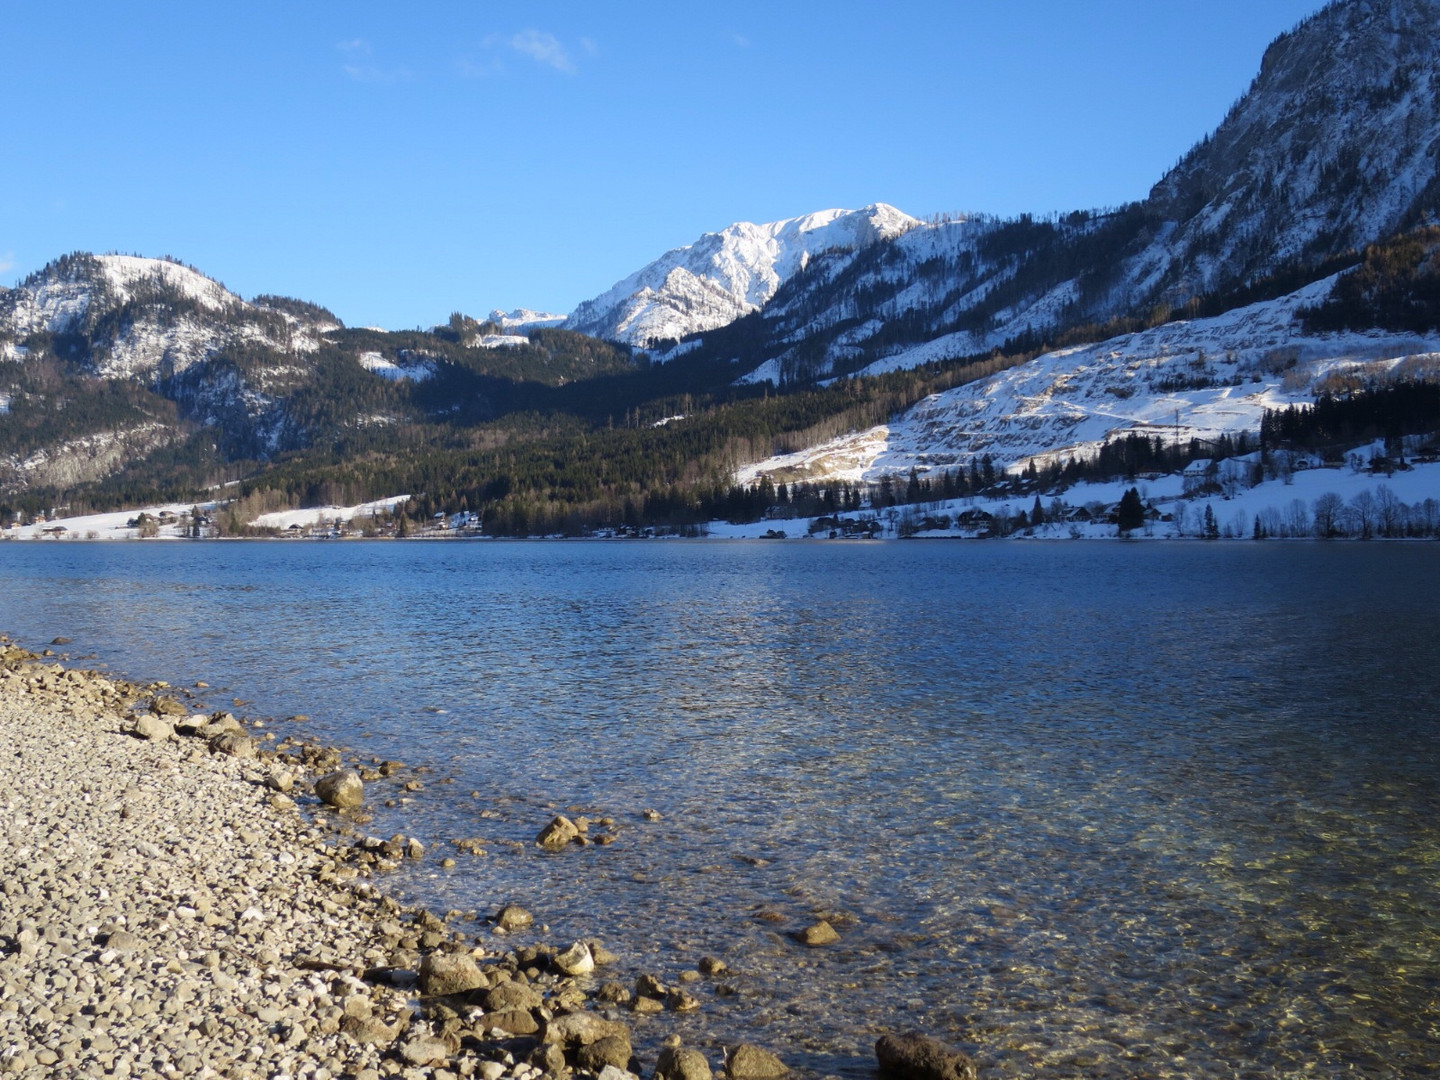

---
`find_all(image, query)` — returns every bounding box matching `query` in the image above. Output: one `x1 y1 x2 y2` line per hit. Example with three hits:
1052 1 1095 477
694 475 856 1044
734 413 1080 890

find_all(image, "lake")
2 539 1438 1078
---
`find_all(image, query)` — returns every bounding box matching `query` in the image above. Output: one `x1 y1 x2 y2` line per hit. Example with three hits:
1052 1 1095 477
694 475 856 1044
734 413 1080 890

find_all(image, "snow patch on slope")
358 351 436 381
738 279 1440 485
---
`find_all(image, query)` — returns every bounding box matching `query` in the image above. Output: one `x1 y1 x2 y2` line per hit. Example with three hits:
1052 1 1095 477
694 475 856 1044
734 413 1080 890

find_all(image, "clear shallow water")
3 540 1439 1078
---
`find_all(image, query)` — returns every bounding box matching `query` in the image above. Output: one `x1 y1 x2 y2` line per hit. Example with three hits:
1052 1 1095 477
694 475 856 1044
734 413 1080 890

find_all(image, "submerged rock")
875 1032 977 1080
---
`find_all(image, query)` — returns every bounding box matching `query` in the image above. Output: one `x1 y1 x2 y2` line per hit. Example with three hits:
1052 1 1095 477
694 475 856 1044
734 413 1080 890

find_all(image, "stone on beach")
208 731 256 758
576 1033 634 1072
316 768 365 808
484 1007 541 1036
542 1009 631 1047
131 713 174 741
418 950 487 996
485 979 543 1012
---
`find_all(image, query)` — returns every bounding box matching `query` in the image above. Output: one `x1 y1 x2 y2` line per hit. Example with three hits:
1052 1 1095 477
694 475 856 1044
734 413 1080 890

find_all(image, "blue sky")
4 1 1324 330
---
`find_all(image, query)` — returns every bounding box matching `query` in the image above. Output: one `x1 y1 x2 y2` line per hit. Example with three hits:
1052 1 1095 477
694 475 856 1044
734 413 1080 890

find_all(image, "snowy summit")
564 204 920 348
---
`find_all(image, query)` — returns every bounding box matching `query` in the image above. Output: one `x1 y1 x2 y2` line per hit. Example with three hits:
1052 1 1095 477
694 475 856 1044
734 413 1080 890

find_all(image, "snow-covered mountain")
488 308 566 333
0 253 336 383
652 0 1440 386
736 277 1440 487
564 203 920 347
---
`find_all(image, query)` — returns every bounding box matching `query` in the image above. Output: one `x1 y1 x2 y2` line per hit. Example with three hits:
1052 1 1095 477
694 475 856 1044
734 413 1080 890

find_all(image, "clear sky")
4 1 1325 330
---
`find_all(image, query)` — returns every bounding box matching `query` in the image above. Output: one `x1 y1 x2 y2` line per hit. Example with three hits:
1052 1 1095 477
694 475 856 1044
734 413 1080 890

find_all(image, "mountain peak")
564 203 921 347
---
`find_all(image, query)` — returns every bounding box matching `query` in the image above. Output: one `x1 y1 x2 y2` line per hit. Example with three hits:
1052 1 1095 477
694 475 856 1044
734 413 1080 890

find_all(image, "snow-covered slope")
737 278 1440 486
565 203 920 347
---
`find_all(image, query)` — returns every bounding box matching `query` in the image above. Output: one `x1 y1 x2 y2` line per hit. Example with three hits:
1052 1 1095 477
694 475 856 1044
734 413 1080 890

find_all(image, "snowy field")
711 449 1440 540
4 497 411 541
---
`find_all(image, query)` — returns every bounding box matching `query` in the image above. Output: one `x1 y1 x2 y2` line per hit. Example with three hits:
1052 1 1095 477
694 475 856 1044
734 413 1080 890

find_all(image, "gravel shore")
0 640 807 1080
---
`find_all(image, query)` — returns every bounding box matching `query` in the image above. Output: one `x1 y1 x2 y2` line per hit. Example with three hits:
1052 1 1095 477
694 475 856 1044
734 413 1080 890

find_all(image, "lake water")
3 540 1439 1078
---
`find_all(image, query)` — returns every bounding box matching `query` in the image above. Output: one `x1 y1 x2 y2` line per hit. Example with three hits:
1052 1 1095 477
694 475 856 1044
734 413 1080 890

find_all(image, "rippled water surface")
3 541 1439 1078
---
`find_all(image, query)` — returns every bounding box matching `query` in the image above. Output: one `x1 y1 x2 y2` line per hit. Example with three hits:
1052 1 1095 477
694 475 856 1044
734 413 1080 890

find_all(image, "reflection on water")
3 541 1439 1078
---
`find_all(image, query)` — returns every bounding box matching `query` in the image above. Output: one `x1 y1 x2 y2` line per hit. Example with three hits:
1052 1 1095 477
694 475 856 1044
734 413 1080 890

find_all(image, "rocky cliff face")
1138 0 1440 303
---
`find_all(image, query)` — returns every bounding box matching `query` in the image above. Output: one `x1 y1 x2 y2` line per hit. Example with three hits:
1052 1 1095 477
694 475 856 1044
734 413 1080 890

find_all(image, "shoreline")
0 639 806 1080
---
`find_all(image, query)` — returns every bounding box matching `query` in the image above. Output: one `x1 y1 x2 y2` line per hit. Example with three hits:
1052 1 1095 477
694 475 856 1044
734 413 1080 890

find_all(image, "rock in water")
315 769 364 808
494 904 533 931
553 940 595 976
875 1032 977 1080
796 921 840 946
536 815 580 850
725 1045 788 1080
418 950 486 996
655 1046 712 1080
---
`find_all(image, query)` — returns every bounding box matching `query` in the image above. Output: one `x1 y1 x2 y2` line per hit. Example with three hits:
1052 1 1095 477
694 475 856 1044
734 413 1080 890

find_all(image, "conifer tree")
1117 487 1145 535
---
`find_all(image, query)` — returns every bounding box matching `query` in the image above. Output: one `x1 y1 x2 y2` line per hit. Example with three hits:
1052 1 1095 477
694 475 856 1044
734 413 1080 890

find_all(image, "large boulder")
315 769 364 808
418 951 487 996
875 1033 977 1080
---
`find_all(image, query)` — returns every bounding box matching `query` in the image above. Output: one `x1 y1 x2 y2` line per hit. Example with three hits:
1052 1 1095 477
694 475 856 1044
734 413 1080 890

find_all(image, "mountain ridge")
5 0 1440 531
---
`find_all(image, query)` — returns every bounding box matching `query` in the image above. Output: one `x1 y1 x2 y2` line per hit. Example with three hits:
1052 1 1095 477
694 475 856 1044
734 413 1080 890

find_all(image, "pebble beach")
1 638 959 1080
